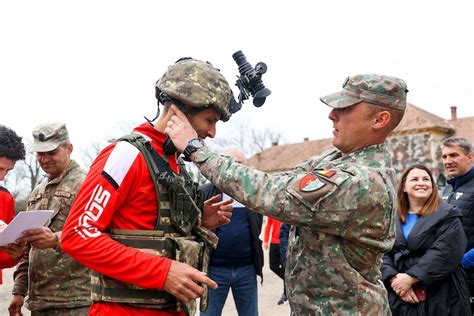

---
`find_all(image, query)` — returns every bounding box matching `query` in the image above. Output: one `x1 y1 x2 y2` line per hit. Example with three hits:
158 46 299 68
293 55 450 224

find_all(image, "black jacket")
443 169 474 283
381 201 470 316
199 182 264 280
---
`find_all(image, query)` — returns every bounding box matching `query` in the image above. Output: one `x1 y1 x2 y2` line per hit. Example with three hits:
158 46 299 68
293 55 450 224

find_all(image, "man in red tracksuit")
0 125 26 284
61 58 235 316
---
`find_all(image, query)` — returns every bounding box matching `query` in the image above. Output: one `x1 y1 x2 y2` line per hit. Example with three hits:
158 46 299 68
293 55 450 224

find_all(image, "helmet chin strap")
163 137 177 157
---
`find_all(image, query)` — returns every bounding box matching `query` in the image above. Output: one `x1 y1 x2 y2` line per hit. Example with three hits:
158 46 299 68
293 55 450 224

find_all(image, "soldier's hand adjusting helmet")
155 58 234 121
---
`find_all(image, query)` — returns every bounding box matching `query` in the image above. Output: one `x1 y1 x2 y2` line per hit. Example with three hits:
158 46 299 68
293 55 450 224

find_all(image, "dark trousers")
270 242 286 297
201 265 258 316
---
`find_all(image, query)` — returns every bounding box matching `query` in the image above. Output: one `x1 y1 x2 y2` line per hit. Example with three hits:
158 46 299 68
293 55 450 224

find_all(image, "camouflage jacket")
12 160 90 310
194 143 397 315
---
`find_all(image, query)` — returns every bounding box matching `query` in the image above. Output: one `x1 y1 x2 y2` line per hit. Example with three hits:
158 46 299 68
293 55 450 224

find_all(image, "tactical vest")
91 133 217 316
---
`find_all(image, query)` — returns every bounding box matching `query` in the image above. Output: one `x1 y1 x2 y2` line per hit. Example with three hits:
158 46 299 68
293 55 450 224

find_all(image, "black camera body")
232 50 271 110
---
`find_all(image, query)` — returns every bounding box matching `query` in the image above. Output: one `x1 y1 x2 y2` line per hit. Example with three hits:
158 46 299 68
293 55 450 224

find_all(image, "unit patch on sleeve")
299 174 326 192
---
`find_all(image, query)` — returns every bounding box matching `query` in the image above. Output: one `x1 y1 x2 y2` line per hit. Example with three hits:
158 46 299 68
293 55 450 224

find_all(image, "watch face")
190 139 204 149
183 138 204 161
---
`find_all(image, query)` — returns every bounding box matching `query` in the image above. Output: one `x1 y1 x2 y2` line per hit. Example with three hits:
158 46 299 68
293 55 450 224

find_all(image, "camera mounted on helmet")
148 53 270 124
231 50 271 110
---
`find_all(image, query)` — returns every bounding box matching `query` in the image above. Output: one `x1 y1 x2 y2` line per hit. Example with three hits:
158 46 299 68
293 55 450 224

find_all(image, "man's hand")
8 294 24 316
164 104 198 153
391 273 417 297
16 227 58 249
202 194 233 230
163 260 217 302
263 242 269 250
0 243 27 259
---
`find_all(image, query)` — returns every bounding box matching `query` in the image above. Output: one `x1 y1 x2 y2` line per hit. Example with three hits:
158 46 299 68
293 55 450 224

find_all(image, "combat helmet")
155 58 234 121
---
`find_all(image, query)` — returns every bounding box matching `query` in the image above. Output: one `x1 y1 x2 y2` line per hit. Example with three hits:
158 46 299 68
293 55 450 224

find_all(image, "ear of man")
372 111 392 131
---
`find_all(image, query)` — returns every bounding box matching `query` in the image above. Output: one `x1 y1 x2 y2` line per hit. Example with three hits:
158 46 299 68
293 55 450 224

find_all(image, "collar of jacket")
447 167 474 189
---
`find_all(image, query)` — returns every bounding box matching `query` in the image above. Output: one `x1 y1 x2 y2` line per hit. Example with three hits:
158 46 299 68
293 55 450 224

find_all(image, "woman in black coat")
381 164 471 315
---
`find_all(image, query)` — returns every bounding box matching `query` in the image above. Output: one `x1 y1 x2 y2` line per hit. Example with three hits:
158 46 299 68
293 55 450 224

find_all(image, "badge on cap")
315 169 336 178
342 76 350 88
38 133 45 141
299 174 326 192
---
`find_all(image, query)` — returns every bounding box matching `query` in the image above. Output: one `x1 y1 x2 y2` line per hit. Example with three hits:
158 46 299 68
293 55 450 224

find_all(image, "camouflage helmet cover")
156 58 233 121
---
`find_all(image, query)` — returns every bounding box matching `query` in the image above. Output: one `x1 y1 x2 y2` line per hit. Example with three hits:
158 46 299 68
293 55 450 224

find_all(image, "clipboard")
0 210 54 246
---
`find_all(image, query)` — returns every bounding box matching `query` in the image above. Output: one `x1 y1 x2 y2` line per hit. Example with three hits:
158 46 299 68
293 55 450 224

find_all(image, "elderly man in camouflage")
167 74 408 315
9 123 90 316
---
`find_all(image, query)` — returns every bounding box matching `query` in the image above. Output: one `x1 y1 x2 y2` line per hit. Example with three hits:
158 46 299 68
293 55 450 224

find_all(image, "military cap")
320 74 408 111
31 122 70 152
156 58 233 121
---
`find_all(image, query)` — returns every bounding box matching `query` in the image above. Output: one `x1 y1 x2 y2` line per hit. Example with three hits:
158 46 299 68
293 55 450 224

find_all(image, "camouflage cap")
320 74 408 111
156 58 233 121
31 122 70 152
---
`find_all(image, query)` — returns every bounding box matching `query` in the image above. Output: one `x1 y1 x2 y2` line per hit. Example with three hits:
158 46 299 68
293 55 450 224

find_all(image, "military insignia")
315 169 336 178
342 76 350 87
54 190 72 198
299 174 326 192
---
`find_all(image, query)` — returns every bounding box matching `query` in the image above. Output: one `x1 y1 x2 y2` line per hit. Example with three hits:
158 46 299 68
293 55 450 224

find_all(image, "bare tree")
78 141 107 170
188 124 284 185
208 122 284 157
3 151 43 211
76 120 140 169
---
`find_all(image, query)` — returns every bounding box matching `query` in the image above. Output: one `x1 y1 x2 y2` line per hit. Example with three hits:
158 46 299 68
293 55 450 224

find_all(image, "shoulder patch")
299 174 326 192
103 141 140 187
287 169 350 211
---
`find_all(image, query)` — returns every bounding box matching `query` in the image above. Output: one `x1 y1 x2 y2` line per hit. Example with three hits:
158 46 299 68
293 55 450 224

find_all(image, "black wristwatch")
183 138 205 161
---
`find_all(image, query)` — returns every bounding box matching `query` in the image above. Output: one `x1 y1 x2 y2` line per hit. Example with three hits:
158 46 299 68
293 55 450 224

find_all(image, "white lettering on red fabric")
74 184 111 239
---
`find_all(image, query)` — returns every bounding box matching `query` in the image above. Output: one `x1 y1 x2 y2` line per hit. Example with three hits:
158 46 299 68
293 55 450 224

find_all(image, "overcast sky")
1 1 473 163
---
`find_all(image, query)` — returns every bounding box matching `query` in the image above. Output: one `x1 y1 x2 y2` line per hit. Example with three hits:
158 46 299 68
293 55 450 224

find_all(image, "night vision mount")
229 50 271 114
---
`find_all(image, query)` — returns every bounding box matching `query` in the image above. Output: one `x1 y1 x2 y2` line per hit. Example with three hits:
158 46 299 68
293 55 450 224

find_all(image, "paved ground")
1 251 290 315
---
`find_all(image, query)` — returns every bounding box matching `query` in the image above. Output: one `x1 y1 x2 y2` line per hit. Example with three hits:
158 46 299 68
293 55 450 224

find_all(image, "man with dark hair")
9 123 91 316
0 125 26 180
166 74 408 315
61 58 234 316
0 125 26 285
441 136 474 311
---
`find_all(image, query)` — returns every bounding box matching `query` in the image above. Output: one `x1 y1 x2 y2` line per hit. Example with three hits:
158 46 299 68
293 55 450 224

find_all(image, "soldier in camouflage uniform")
166 74 408 315
9 123 90 316
61 58 234 316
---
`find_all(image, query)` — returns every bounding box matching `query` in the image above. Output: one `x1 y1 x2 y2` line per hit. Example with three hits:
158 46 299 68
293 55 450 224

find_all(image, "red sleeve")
271 220 282 244
0 189 20 269
263 217 275 244
61 143 172 289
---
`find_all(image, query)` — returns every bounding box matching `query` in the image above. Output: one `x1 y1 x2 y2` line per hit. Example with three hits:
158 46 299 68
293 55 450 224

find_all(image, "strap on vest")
116 134 200 236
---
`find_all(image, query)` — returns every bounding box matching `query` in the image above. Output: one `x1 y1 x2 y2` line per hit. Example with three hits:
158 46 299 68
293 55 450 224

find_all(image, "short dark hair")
0 125 26 161
442 136 472 155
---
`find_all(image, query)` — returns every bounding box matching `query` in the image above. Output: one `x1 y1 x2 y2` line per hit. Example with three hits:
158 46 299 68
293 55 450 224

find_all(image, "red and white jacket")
0 186 18 284
61 123 185 316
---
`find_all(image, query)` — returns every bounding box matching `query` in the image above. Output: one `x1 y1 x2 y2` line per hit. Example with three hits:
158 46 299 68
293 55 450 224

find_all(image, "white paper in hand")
0 210 54 246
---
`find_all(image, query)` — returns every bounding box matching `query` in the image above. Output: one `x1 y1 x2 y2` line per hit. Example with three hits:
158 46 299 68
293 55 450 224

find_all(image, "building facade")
248 105 474 187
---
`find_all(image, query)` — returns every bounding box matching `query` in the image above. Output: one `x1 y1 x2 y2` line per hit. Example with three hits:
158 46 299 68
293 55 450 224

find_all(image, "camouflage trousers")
31 306 90 316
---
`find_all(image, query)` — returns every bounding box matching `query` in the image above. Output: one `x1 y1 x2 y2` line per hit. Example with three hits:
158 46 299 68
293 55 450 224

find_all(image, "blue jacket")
199 182 264 280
